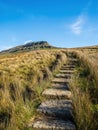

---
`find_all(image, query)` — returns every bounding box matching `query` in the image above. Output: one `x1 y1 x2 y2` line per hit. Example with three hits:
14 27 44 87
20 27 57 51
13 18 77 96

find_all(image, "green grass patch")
70 60 98 130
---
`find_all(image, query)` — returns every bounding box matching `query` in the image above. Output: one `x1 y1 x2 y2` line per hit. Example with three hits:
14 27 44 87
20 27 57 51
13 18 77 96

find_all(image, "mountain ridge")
0 41 56 54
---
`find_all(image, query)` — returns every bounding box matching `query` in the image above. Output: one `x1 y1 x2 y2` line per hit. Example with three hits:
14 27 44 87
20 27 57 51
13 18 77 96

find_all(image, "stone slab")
55 73 72 78
52 78 70 83
42 88 72 99
59 70 74 74
37 100 73 120
32 118 76 130
52 83 70 90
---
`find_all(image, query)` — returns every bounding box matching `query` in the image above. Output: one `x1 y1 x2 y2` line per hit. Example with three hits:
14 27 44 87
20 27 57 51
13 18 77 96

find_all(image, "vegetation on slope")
0 44 97 130
0 49 67 130
69 49 98 130
0 41 56 54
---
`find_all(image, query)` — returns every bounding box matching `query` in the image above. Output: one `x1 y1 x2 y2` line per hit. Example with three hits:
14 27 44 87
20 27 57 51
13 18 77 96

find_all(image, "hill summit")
1 41 55 53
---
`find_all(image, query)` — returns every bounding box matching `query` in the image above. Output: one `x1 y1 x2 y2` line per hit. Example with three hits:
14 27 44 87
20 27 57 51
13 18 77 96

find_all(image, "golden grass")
68 48 98 130
70 48 98 83
70 76 95 130
0 49 67 129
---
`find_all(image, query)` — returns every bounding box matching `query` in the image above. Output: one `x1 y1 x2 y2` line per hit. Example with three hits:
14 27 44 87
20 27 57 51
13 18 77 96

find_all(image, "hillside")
0 46 98 130
75 45 98 49
0 49 67 130
0 41 56 54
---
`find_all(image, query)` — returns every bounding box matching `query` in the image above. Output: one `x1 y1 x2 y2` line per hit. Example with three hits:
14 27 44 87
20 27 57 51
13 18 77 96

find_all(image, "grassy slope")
0 49 67 130
0 44 98 130
69 47 98 130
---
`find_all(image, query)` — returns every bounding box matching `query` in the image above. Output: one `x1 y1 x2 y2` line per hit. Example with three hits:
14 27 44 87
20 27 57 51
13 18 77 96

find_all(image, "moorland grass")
70 50 98 130
0 49 67 130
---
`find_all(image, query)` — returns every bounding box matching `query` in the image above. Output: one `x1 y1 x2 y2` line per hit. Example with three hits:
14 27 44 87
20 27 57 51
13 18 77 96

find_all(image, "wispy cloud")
83 0 92 13
70 0 92 35
70 15 85 35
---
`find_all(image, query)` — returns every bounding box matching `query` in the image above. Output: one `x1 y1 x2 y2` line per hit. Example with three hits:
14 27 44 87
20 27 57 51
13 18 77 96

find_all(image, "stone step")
60 68 75 70
52 83 70 90
55 73 71 79
29 57 77 130
37 100 73 120
42 88 72 99
32 117 76 130
62 65 75 68
61 67 75 69
63 63 76 67
68 58 77 61
68 61 77 64
62 64 75 67
63 63 76 66
52 78 70 84
59 70 74 74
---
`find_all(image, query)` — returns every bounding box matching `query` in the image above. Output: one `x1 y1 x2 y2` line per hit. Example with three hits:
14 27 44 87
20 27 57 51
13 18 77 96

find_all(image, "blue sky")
0 0 98 50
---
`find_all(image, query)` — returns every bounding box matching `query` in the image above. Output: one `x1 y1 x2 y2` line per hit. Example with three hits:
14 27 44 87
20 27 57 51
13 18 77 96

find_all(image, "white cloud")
69 0 92 35
70 15 85 35
0 45 13 51
24 40 33 44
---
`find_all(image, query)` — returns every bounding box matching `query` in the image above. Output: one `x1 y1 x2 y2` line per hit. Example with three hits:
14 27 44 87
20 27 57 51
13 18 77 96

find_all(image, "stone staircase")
30 56 77 130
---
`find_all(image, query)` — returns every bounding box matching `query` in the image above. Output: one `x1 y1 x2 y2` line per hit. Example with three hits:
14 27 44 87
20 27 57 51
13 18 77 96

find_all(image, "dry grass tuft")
0 49 67 129
70 76 94 130
69 49 98 130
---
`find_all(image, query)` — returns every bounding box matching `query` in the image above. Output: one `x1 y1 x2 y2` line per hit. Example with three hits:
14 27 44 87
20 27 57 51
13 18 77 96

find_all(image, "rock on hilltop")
1 41 56 53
